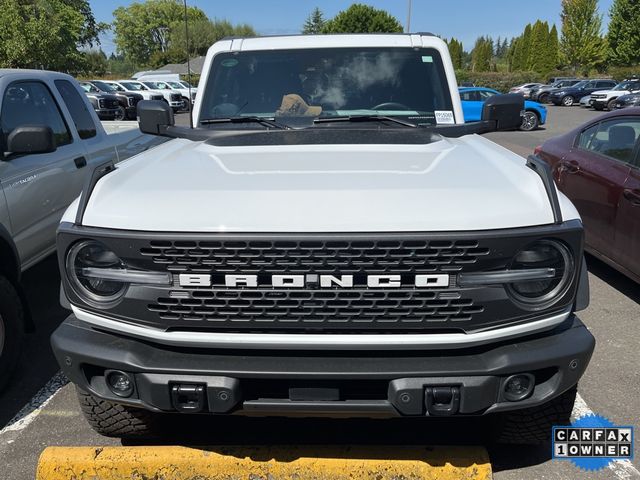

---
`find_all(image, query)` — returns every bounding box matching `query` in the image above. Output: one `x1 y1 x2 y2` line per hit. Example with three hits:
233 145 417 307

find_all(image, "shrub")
454 71 544 92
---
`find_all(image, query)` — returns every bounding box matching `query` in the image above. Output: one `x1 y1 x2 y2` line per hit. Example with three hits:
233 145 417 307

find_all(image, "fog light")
106 370 134 398
503 373 534 402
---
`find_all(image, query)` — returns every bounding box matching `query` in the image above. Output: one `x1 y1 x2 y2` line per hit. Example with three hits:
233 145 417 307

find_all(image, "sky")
90 0 615 56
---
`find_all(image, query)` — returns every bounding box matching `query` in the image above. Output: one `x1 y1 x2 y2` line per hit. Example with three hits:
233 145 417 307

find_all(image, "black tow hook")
425 386 460 416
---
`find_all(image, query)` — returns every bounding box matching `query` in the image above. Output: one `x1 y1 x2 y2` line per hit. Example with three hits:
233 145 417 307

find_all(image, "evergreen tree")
447 37 464 69
547 25 560 73
471 36 493 72
560 0 606 74
607 0 640 66
528 20 550 73
302 7 325 34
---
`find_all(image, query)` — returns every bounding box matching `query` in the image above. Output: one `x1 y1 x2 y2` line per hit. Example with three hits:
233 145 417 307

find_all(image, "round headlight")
507 240 574 310
66 241 127 307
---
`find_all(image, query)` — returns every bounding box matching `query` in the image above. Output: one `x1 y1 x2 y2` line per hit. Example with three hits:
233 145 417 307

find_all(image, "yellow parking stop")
37 445 492 480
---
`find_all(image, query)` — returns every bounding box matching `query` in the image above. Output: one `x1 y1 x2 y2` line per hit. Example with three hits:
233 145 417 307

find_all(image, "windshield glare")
121 82 144 91
614 81 638 91
167 81 183 88
144 81 168 89
199 47 454 127
92 81 117 92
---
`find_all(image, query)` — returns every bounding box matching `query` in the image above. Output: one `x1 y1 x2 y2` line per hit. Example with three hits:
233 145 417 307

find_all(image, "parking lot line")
36 445 492 480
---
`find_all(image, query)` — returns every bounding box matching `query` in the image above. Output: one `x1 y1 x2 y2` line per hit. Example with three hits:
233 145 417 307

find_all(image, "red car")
536 108 640 282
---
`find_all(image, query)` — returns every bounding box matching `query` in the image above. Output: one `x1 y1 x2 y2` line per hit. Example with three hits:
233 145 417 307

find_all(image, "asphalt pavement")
1 105 639 480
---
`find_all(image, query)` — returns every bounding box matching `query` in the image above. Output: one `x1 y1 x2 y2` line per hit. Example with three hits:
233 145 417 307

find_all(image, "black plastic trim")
0 223 20 281
527 154 563 224
74 161 116 226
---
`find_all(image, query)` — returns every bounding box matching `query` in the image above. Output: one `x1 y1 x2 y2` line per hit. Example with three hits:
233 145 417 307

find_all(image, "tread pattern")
76 388 162 438
494 386 577 444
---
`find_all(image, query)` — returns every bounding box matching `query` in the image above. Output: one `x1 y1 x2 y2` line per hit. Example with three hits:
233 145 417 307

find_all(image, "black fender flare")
0 223 33 331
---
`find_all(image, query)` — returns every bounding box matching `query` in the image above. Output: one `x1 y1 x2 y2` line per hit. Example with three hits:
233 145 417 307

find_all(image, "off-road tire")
607 98 617 111
114 106 126 121
493 386 577 445
77 387 164 438
0 275 24 391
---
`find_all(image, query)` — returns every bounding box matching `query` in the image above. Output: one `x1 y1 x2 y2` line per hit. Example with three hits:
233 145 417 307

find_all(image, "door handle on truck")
74 156 87 169
623 189 640 206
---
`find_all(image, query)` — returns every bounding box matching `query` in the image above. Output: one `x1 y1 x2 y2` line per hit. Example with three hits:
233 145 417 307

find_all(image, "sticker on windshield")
221 59 239 68
435 111 455 124
421 55 433 63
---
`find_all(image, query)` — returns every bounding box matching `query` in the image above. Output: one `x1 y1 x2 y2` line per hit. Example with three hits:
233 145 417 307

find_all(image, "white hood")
79 134 559 232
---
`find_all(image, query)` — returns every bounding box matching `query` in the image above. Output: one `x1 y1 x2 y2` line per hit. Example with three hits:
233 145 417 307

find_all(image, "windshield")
120 81 145 91
567 81 587 89
143 81 169 90
167 81 184 89
199 47 454 127
613 81 639 91
92 81 117 92
180 81 193 88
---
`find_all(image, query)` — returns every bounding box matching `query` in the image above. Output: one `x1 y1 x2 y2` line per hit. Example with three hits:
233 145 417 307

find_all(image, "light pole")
405 0 412 33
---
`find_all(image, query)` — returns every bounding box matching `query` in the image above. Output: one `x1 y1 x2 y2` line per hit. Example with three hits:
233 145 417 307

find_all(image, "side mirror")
6 125 56 155
137 100 174 135
481 94 524 131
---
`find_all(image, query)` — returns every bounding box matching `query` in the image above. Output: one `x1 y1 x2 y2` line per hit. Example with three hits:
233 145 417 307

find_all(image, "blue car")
459 87 547 131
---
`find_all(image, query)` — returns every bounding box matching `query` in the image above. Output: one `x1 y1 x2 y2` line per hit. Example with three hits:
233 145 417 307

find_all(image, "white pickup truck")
0 69 166 389
52 34 594 444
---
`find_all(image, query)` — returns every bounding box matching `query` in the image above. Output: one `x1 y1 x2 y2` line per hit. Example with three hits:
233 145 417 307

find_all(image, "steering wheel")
370 102 411 111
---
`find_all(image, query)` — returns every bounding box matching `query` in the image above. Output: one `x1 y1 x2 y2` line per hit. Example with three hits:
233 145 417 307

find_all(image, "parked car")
118 80 182 111
136 74 197 110
459 87 547 131
613 93 640 109
509 83 544 98
0 69 167 390
530 79 582 103
52 34 593 445
549 79 618 106
579 95 593 108
536 108 640 282
105 80 165 102
139 81 184 111
590 79 640 111
85 80 143 120
79 82 120 120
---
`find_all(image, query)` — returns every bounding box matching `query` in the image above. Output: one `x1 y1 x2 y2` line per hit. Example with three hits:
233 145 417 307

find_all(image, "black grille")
148 289 483 328
170 93 181 101
140 239 490 275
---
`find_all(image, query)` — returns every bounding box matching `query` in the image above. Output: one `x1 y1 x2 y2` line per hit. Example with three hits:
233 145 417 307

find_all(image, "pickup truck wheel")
561 95 575 106
520 111 539 131
0 275 24 391
114 106 126 121
77 387 163 438
492 386 577 444
607 98 617 111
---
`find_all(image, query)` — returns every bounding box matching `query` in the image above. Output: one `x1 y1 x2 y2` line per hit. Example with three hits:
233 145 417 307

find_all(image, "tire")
493 386 577 445
181 97 191 111
520 111 539 131
114 106 126 121
561 95 575 107
0 275 24 391
77 387 164 438
607 98 617 111
538 93 549 104
593 104 604 111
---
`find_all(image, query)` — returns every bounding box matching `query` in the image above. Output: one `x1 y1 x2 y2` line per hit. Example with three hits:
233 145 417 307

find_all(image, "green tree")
546 25 560 72
447 37 464 70
0 0 105 71
322 4 403 34
170 18 256 58
607 0 640 66
560 0 607 74
112 0 206 66
471 36 493 72
528 20 550 73
302 7 325 34
79 49 108 76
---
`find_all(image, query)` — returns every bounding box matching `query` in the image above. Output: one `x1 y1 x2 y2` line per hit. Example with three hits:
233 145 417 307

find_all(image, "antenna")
183 0 194 129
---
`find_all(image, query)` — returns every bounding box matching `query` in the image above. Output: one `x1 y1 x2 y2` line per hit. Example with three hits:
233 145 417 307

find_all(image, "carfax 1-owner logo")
553 414 634 471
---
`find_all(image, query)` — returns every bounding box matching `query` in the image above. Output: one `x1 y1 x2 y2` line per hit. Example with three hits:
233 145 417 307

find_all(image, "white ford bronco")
52 34 594 443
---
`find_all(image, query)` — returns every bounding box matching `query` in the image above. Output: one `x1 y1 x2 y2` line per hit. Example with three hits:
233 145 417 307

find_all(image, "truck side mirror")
481 94 524 131
5 125 56 155
138 100 174 135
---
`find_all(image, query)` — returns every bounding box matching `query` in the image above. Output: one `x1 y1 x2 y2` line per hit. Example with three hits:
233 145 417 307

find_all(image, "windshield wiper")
200 116 288 129
314 115 418 128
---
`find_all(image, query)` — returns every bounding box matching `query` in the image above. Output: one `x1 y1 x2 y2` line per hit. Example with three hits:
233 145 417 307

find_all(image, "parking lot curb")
36 445 492 479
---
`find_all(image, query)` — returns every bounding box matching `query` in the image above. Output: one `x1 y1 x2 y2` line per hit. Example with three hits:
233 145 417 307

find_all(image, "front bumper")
95 108 118 119
51 313 595 418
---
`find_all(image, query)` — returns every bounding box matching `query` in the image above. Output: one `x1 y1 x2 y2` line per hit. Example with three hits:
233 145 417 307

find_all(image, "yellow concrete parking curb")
37 445 492 479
